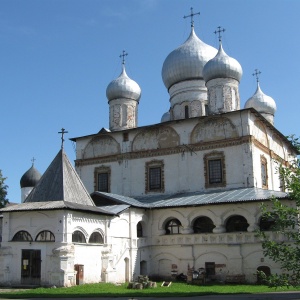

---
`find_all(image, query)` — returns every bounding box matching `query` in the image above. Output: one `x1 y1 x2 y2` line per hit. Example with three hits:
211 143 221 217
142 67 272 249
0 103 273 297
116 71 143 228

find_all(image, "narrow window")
185 105 189 119
261 156 268 189
94 166 111 192
204 152 226 188
149 167 161 190
208 159 222 184
98 173 108 192
137 222 143 237
123 132 129 142
145 160 164 193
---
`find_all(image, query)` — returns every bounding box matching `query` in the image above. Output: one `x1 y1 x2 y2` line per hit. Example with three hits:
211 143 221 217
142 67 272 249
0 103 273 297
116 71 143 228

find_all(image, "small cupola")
106 51 141 131
20 158 42 202
203 27 242 114
244 69 277 125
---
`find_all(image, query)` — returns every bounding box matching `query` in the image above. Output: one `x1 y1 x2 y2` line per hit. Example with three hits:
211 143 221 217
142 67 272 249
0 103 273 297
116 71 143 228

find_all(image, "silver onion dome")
203 43 242 82
20 165 42 188
106 65 141 102
161 111 171 122
162 27 217 90
244 83 276 115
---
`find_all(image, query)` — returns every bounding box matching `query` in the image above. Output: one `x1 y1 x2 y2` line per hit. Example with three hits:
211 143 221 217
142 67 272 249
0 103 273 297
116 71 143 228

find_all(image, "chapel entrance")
21 250 41 285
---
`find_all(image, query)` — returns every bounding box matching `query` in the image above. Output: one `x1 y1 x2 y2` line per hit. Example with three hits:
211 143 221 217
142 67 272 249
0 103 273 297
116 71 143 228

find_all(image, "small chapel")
0 9 297 287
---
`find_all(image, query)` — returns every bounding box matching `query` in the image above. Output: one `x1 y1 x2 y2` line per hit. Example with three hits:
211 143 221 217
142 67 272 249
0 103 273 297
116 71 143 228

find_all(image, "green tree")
0 169 9 208
258 135 300 287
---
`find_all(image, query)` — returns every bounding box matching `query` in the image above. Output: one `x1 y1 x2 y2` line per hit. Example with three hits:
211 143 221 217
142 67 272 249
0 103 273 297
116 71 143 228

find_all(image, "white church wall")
73 244 103 283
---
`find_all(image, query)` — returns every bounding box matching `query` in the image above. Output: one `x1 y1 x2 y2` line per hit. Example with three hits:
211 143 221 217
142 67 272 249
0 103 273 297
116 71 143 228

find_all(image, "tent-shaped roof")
25 149 95 206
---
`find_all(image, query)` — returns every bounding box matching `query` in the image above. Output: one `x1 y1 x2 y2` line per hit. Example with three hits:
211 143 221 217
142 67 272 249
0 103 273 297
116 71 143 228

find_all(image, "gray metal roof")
92 191 148 207
97 204 130 215
0 200 116 215
94 188 289 209
24 149 95 206
137 188 289 208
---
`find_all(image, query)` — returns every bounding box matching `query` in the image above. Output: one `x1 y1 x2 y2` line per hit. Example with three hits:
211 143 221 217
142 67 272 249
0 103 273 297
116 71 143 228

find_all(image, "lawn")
0 282 300 299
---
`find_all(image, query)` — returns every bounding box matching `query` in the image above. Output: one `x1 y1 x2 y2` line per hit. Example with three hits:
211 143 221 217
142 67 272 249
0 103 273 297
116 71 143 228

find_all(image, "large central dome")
162 27 217 90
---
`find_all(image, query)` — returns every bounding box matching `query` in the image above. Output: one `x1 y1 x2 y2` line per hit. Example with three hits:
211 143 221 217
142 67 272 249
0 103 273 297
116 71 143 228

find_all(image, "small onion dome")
161 111 171 122
162 27 217 90
106 65 141 102
20 165 42 188
244 83 277 115
203 43 242 82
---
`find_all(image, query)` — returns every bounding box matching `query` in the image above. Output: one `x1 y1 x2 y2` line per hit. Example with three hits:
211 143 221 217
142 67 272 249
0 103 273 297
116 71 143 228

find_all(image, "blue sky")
1 0 299 203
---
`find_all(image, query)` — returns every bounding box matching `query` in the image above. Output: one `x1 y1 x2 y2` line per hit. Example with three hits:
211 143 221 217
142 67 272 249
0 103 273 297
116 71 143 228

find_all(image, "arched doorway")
257 266 271 284
140 260 147 275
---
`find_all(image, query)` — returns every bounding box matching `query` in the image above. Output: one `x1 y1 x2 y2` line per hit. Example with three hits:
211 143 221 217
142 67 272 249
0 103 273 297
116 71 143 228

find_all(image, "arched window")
226 215 249 232
35 230 55 242
193 217 215 233
72 230 86 243
12 231 33 241
137 222 143 237
165 219 181 235
259 216 276 231
88 232 104 244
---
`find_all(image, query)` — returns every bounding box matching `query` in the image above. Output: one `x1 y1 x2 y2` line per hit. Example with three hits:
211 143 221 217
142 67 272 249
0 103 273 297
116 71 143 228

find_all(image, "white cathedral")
0 10 297 287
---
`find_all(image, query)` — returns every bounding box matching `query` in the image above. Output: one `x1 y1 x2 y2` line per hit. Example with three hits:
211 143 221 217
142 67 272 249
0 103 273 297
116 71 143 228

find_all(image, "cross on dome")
119 50 128 65
214 26 225 42
253 69 261 83
58 128 68 149
184 7 200 28
31 157 36 166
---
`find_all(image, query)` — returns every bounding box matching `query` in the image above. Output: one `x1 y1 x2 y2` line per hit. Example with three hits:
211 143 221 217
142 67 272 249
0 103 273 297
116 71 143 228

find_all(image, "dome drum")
207 79 240 114
169 80 208 106
109 100 138 131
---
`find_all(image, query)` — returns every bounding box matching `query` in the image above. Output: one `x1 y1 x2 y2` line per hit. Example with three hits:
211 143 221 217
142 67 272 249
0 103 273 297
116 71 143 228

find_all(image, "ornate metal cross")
253 69 261 83
119 50 128 65
58 128 68 149
184 7 200 28
214 26 225 42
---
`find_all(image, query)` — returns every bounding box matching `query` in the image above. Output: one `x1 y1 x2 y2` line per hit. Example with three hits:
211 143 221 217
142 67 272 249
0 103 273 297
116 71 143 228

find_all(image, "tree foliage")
258 135 300 287
0 169 9 208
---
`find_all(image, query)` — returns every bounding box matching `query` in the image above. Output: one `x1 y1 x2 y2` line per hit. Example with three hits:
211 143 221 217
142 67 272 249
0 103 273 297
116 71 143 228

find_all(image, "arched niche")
190 117 238 144
132 126 180 152
83 135 120 159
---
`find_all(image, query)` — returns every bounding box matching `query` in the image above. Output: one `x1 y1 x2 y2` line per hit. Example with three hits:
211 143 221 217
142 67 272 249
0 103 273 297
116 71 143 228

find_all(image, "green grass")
1 282 300 298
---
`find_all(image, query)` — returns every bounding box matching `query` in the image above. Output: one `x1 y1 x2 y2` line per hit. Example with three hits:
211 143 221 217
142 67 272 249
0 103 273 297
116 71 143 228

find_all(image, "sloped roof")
137 187 289 208
0 200 116 215
24 149 95 206
93 188 289 209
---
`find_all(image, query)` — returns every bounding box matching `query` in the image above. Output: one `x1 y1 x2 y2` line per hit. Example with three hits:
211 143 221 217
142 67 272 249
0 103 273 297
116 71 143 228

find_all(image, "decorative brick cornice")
74 136 252 167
